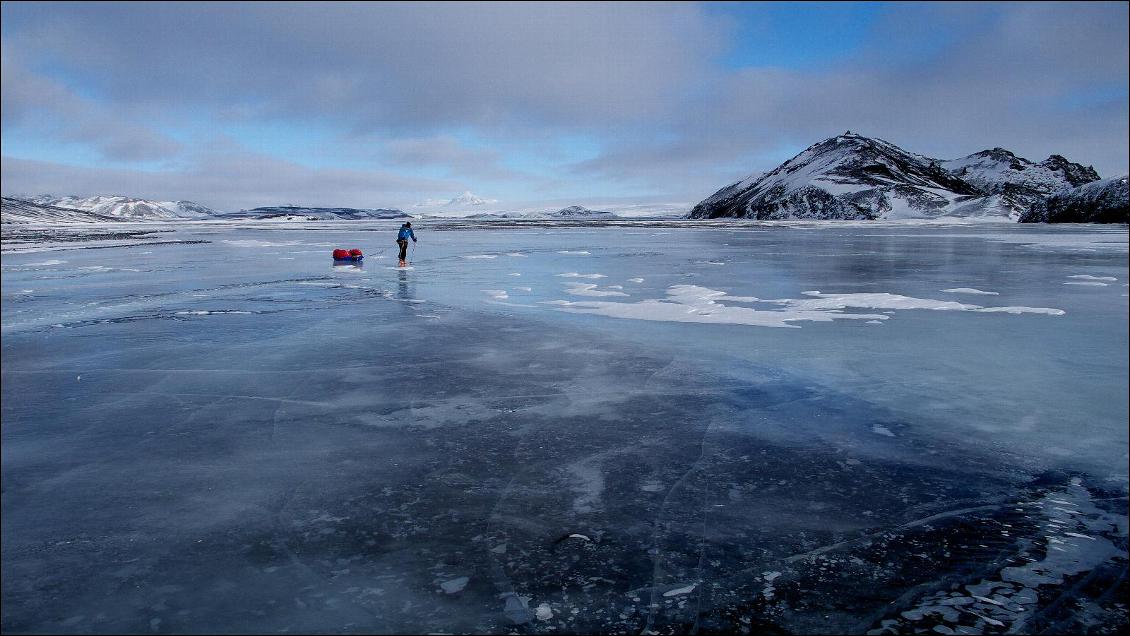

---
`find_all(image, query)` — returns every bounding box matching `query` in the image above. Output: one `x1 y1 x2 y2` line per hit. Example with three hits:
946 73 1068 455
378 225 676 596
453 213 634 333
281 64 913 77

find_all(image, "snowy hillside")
1020 175 1129 223
219 206 410 221
689 133 1100 221
22 195 217 220
1 197 124 224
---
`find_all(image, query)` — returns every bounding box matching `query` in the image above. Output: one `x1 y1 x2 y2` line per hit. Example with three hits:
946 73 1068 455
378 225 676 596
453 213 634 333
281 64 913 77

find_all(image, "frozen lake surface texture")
2 220 1128 634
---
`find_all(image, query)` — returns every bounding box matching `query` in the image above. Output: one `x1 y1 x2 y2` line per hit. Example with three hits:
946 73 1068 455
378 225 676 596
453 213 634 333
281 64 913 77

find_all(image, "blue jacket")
397 226 416 241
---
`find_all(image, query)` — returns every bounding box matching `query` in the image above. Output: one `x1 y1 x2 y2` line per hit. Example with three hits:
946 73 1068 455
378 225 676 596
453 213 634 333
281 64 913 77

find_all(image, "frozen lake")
2 220 1127 634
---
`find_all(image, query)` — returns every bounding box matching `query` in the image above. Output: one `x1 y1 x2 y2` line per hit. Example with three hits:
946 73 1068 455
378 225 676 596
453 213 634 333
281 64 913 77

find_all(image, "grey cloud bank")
1 154 457 212
1 2 1126 210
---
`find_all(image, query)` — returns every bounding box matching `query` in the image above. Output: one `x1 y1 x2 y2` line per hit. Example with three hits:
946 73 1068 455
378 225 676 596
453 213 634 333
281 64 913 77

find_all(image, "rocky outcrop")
1020 176 1129 223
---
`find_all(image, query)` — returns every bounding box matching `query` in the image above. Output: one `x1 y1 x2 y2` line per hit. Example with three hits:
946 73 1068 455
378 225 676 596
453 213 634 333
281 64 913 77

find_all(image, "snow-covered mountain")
1020 175 1129 223
942 149 1099 214
17 195 218 220
219 206 410 221
461 212 524 219
689 133 1100 221
526 205 618 220
453 206 618 220
1 197 125 223
447 191 496 207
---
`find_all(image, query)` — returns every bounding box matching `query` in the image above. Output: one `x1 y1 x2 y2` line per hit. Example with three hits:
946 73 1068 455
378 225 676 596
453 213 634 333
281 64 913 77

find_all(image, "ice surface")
2 220 1126 634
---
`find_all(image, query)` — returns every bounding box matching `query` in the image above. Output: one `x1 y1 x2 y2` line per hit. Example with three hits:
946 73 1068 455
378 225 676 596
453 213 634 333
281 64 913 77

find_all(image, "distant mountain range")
689 132 1110 221
5 139 1123 225
3 195 217 222
1 196 127 223
217 206 410 220
0 197 412 223
460 205 618 220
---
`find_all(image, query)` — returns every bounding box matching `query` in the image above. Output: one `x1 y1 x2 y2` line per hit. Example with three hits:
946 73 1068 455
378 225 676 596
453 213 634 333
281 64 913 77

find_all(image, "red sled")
332 248 363 261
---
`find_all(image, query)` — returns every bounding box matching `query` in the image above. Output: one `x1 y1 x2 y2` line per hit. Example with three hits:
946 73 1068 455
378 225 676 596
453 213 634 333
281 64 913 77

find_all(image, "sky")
2 1 1127 213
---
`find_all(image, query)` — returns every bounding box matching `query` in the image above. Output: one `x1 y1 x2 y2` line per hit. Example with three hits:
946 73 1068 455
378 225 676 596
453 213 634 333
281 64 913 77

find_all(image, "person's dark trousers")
397 239 409 260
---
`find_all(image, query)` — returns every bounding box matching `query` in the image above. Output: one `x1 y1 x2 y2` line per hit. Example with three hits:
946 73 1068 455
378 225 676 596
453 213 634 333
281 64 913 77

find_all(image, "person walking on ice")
396 221 417 267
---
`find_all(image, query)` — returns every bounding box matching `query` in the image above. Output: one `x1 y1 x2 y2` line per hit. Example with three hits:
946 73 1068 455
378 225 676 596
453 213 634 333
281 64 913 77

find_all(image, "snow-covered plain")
2 220 1127 634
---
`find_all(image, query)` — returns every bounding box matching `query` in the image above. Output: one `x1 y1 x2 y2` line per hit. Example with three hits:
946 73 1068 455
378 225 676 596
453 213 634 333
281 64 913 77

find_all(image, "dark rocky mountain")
1020 176 1129 223
689 133 1100 221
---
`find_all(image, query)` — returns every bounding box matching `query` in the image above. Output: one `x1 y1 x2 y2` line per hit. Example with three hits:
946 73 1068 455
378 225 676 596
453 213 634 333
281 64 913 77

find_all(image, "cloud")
2 3 725 133
1 151 460 211
1 43 183 162
383 136 520 181
571 3 1129 196
1 2 1125 207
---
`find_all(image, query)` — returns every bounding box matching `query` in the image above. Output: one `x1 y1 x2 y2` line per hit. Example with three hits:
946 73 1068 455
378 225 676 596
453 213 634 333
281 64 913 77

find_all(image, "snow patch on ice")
558 250 591 255
563 283 629 297
535 603 554 620
788 292 979 311
761 571 782 599
663 584 696 597
789 292 1064 316
543 285 1064 327
482 289 509 300
462 254 497 259
223 239 303 247
1064 281 1108 286
1068 275 1118 281
79 265 141 272
440 577 469 594
556 272 606 279
174 310 253 316
942 288 999 295
544 285 882 328
975 306 1066 315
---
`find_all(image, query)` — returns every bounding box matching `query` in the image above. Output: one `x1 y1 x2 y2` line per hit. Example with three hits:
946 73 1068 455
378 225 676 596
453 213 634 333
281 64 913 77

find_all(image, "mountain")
447 191 497 207
454 206 618 220
941 149 1099 213
1019 175 1129 223
461 212 524 219
218 206 410 221
528 205 618 220
1 196 125 223
24 195 217 220
689 133 1100 221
